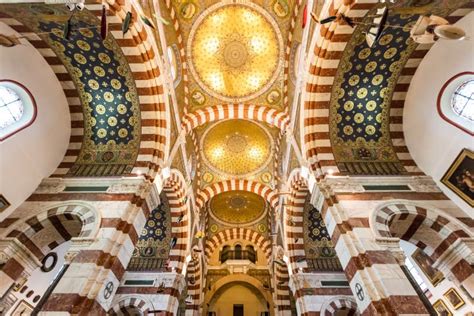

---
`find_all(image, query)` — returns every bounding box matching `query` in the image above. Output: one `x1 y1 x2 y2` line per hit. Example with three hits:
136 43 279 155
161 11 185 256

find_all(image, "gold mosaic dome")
210 191 266 225
201 120 273 176
188 2 283 102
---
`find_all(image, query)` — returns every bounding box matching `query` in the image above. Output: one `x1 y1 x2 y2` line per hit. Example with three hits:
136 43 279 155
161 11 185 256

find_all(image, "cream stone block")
352 227 380 251
368 264 417 297
54 263 99 293
335 235 356 269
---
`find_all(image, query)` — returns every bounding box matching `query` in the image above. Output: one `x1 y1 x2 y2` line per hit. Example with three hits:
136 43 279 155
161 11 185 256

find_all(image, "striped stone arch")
274 260 293 314
284 169 309 273
181 104 289 133
371 200 473 291
302 1 473 175
97 0 170 179
163 169 190 273
4 203 99 261
109 296 152 315
185 256 202 313
388 5 472 174
0 2 169 180
321 296 359 316
196 180 278 211
204 228 272 263
302 0 375 173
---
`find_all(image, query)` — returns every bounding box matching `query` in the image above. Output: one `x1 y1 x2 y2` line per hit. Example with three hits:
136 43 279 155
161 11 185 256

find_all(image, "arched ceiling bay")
1 3 141 176
304 0 471 175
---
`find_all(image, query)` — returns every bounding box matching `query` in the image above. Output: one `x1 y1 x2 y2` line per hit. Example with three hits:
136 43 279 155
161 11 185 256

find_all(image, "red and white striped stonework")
316 184 474 315
303 0 473 176
181 104 290 133
196 179 279 211
164 170 190 274
109 297 151 315
274 262 293 315
388 4 473 174
373 202 474 295
163 0 190 109
303 0 377 175
0 203 99 297
321 296 359 316
204 228 272 264
0 183 151 315
89 1 169 180
284 170 309 274
283 0 303 108
0 1 169 181
185 258 202 315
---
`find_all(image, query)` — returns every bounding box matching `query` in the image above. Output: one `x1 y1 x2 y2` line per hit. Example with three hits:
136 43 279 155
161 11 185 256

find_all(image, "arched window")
0 80 37 141
234 244 242 260
437 72 474 135
451 79 473 121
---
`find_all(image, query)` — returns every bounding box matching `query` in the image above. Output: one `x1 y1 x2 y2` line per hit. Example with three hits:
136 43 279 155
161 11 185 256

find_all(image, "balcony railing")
219 250 257 264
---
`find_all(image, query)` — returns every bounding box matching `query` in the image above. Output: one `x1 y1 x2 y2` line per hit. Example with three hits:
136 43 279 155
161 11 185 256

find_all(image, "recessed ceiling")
209 190 266 225
201 120 273 177
188 2 283 102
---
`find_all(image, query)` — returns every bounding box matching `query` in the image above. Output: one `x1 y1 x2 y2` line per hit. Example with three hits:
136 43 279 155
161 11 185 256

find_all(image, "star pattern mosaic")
335 14 418 142
328 11 420 174
129 192 171 271
39 21 137 145
303 197 341 271
0 4 141 176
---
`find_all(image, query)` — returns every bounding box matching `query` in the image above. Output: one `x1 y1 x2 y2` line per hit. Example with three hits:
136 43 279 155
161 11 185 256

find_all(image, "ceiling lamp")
410 15 466 44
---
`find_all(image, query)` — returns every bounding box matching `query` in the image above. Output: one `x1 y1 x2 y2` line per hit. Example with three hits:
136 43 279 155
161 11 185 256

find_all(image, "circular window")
0 80 37 141
451 80 473 121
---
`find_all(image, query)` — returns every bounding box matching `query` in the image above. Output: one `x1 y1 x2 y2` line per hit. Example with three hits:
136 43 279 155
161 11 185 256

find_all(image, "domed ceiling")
209 191 266 225
166 0 293 111
188 3 283 102
201 120 273 177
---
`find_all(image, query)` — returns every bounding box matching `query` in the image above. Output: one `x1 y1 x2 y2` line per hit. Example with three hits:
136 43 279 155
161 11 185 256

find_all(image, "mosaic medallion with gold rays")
201 120 273 177
210 191 266 225
187 2 283 102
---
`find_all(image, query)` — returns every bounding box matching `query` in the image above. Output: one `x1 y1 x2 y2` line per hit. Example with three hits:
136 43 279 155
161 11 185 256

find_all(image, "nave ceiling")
0 2 472 313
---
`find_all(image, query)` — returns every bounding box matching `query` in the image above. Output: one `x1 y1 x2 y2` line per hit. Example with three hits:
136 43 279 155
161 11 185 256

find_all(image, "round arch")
3 201 100 241
109 295 153 315
320 296 359 316
196 179 278 210
205 228 272 264
370 200 474 293
283 168 309 273
202 274 275 316
181 104 289 133
162 169 191 273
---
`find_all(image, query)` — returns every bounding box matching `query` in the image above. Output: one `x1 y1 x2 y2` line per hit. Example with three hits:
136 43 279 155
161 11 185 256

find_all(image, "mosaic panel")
303 196 341 271
329 0 469 175
128 192 171 271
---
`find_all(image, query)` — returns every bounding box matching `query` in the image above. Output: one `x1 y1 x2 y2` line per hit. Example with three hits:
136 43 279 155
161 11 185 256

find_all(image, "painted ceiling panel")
329 0 469 175
1 4 140 176
128 192 171 271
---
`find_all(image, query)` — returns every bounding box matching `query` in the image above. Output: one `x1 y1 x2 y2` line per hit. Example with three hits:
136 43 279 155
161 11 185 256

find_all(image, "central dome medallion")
188 2 283 102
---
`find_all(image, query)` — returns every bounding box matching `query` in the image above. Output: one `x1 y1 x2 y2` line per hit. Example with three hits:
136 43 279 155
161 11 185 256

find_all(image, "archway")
202 274 275 316
321 296 360 316
371 201 474 310
0 203 98 314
